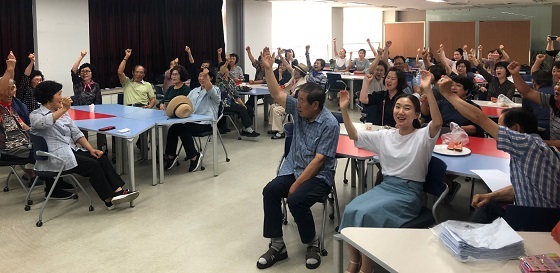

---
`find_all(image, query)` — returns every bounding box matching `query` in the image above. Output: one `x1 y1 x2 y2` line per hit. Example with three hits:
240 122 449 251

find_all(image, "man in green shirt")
117 49 155 108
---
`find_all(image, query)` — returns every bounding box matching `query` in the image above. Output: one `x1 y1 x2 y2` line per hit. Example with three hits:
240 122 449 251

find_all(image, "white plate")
433 144 471 156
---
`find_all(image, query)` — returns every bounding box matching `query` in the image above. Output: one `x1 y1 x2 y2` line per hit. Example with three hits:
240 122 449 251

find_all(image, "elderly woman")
17 53 44 112
30 81 139 210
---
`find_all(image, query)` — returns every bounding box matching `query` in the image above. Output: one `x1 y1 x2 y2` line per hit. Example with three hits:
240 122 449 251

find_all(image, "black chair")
222 109 243 140
25 134 94 227
401 156 449 228
154 84 164 101
188 103 230 170
326 73 344 100
243 74 250 82
504 205 560 232
280 122 340 256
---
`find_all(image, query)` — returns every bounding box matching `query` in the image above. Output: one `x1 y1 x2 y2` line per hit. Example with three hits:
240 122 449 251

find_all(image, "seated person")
17 53 43 112
359 67 407 127
118 49 155 108
438 80 560 223
333 38 350 72
349 49 371 74
163 68 220 172
469 54 514 101
305 45 327 91
30 81 139 210
216 57 259 137
244 46 271 117
217 49 244 81
365 56 388 94
158 65 191 109
338 71 443 273
257 47 339 270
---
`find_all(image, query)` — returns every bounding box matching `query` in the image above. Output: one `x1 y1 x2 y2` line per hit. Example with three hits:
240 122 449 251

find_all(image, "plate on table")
433 144 471 156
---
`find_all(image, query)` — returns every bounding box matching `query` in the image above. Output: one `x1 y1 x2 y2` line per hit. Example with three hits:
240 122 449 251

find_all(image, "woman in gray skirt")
338 70 445 273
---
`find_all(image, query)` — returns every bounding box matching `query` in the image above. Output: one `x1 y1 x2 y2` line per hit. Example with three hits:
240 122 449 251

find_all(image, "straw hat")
293 63 309 75
166 95 194 118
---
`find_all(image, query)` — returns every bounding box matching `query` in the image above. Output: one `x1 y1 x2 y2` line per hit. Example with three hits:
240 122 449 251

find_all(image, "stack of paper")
433 218 525 261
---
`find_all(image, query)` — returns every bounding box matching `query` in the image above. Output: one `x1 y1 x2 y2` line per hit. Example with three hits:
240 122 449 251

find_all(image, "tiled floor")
0 100 486 272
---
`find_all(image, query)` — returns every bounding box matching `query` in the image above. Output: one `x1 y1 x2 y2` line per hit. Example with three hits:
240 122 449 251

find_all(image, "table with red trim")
472 100 522 118
336 135 376 195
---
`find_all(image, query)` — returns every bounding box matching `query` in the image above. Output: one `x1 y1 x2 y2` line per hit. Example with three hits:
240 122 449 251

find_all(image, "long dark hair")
394 94 422 129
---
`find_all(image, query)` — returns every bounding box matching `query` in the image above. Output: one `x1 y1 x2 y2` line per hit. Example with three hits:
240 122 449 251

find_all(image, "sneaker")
271 132 285 140
267 130 278 135
45 188 75 200
111 189 140 206
444 181 462 204
305 245 321 269
164 155 179 171
188 153 203 172
256 244 288 269
241 130 260 137
105 201 116 211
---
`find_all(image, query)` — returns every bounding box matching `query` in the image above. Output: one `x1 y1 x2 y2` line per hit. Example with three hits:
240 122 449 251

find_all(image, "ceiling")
257 0 560 10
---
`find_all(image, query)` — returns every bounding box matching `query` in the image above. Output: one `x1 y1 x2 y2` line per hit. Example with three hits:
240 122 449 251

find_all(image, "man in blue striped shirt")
440 82 560 223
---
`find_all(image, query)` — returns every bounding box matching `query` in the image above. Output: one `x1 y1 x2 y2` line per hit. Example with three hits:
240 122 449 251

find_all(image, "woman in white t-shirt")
333 38 350 72
338 71 445 273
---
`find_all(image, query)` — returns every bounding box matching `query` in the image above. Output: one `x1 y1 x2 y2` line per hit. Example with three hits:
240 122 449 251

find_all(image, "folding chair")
1 158 32 193
25 134 94 227
401 156 449 228
325 73 344 101
279 123 340 256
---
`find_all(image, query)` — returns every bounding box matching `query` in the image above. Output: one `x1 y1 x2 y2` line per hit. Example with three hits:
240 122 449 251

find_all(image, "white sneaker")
112 191 140 206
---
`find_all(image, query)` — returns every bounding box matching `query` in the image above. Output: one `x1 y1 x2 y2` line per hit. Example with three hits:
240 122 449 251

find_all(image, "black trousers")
471 202 507 223
165 123 211 159
61 150 125 201
223 103 253 129
262 174 331 244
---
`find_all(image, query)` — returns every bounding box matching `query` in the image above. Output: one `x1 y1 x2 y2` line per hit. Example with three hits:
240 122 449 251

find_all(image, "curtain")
89 0 225 88
0 0 35 83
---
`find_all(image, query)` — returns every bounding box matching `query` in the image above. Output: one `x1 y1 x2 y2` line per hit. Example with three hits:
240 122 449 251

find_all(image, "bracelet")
123 58 128 61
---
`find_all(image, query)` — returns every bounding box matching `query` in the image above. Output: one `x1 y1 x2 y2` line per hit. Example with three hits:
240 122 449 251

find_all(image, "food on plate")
447 141 455 150
454 142 463 152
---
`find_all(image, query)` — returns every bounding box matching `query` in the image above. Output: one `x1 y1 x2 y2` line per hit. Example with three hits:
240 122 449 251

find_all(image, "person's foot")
107 189 140 210
267 130 278 135
444 181 462 204
164 155 179 171
241 130 260 137
305 245 321 269
256 244 288 269
57 179 75 192
271 132 285 140
45 187 75 200
345 260 360 273
188 153 203 172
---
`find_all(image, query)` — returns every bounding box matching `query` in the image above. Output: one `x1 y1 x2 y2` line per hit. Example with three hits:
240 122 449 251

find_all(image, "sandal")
344 260 360 273
256 244 288 269
306 245 321 269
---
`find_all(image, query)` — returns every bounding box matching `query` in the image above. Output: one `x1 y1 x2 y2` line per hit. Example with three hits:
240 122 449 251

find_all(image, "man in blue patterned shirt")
256 47 339 270
440 83 560 223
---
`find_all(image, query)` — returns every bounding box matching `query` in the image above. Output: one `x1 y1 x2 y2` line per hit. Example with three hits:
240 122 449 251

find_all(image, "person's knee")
262 180 282 198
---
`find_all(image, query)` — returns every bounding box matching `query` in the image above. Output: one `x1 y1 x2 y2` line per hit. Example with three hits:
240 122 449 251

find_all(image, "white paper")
471 169 511 192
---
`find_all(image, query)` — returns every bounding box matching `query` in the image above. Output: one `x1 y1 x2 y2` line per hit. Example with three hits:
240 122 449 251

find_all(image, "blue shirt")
497 126 560 208
187 85 221 124
30 105 85 171
278 96 339 186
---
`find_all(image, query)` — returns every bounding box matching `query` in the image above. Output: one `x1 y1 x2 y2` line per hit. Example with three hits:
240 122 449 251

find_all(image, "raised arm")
367 54 381 75
217 48 223 64
416 48 422 67
382 41 391 65
340 90 358 140
499 45 510 61
437 47 453 76
1 52 16 92
279 47 294 74
305 45 312 69
422 71 443 138
118 49 132 83
439 75 499 138
72 51 87 74
185 46 195 64
531 54 545 75
508 61 542 105
24 53 35 76
333 38 338 57
359 74 374 104
246 46 256 63
261 47 287 108
477 45 484 61
367 38 376 57
423 49 434 68
547 36 555 51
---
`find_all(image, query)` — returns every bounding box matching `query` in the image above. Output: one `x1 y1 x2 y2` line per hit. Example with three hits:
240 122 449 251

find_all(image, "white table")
324 72 365 110
334 227 560 273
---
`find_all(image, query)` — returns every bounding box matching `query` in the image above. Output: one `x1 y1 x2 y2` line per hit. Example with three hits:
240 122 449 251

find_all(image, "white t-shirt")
355 122 438 182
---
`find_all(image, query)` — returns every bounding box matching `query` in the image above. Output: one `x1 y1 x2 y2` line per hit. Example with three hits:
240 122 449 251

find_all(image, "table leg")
348 79 354 110
213 120 218 177
350 159 356 188
158 125 165 184
127 138 135 207
357 160 365 195
150 127 156 186
254 95 259 132
115 137 123 174
333 233 343 273
264 98 269 122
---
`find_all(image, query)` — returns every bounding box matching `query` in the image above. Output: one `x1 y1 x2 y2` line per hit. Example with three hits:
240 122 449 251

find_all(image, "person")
161 57 179 92
163 68 220 172
274 62 291 86
17 53 43 112
469 54 514 101
216 56 259 137
158 65 191 110
359 67 407 126
246 46 265 85
339 70 443 273
532 53 560 86
478 44 510 75
257 47 339 270
117 48 156 108
365 54 388 94
438 79 560 223
305 45 328 91
185 46 208 90
416 48 434 70
217 48 244 81
437 44 467 75
30 81 139 210
333 38 350 72
350 48 370 74
275 48 298 67
508 61 559 145
70 50 106 151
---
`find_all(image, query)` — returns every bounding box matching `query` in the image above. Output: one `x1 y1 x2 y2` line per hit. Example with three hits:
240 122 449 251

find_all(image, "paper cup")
365 122 373 131
88 104 95 112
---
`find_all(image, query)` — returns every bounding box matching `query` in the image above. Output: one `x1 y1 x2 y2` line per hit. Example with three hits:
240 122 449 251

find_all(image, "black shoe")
188 153 203 172
267 130 278 135
241 130 260 137
256 244 288 269
164 155 179 171
444 181 462 204
57 179 75 192
271 132 285 140
305 245 321 269
45 188 75 200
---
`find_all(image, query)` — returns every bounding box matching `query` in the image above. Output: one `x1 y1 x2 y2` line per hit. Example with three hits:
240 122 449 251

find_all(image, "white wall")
243 0 272 79
35 0 90 96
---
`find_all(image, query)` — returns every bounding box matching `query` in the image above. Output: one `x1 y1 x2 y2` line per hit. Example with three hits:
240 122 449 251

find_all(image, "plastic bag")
440 122 470 145
496 94 514 107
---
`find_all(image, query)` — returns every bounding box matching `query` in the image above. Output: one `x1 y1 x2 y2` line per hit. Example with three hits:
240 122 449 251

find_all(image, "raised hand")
245 46 251 52
6 51 16 70
277 47 283 56
363 74 374 84
305 45 310 52
463 45 468 51
28 53 35 62
217 48 223 54
80 50 87 57
437 76 453 96
499 44 505 50
260 47 276 70
419 70 434 90
125 49 132 58
339 90 351 110
185 46 191 54
366 38 370 43
385 40 392 48
536 54 546 62
333 38 337 42
61 96 73 110
507 61 521 75
478 45 483 50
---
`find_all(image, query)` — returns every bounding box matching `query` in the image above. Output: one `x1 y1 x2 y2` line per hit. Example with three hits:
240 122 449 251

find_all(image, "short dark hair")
553 61 560 70
34 81 62 104
428 65 445 82
170 65 189 82
377 60 388 76
298 82 326 110
455 59 471 72
78 63 94 75
315 58 326 69
495 61 511 77
394 94 422 129
229 53 239 64
30 70 44 81
393 56 406 64
455 48 464 57
532 69 553 87
451 75 475 93
501 108 538 134
387 67 408 92
358 49 366 55
133 65 146 74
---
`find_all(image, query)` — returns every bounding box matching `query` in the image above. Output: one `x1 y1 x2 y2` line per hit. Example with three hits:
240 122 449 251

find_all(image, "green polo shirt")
121 77 155 106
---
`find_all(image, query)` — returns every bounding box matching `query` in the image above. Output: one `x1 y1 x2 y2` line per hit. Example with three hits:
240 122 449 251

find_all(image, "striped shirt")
497 126 560 208
539 92 560 140
278 96 339 186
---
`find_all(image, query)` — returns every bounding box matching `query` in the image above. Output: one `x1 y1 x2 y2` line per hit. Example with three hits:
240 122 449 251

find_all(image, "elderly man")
256 47 339 270
117 49 155 108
